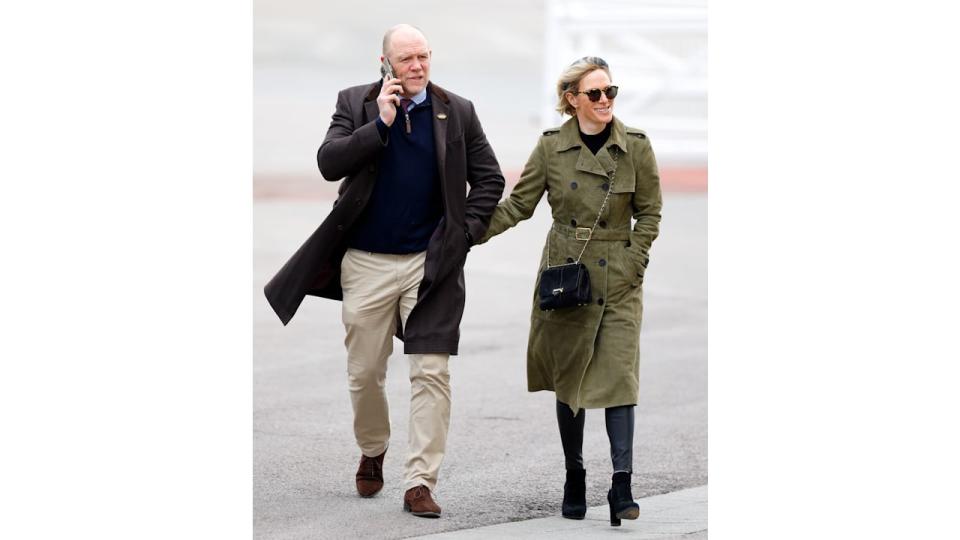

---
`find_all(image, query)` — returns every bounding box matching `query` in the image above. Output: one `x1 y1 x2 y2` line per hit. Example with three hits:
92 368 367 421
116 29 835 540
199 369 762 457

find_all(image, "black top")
579 121 612 154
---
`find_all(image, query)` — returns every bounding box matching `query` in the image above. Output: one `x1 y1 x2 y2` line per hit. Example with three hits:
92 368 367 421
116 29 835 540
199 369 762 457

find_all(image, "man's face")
385 31 431 96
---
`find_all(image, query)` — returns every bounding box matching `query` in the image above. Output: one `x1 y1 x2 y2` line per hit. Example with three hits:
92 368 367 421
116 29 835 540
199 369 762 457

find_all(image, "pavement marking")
408 484 706 539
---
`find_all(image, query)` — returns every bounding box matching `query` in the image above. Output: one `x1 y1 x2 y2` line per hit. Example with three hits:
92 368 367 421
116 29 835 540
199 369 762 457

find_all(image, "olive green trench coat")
478 116 662 411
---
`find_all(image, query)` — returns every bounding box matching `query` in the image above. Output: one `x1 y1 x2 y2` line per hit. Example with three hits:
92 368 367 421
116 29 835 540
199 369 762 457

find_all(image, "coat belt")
551 222 631 241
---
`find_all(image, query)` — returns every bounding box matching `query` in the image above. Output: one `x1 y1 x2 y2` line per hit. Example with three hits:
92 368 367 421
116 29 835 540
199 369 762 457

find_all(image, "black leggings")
556 400 635 473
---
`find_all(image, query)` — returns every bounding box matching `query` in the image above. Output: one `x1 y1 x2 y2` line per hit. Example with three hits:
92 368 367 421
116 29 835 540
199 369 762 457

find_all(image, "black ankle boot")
606 471 639 526
561 468 586 519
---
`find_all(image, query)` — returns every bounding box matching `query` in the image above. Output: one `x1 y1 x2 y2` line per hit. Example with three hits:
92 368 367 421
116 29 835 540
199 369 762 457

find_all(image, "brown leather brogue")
355 450 385 497
402 485 441 518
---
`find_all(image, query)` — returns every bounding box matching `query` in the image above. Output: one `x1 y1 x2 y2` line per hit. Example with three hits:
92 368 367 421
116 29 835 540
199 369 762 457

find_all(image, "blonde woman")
477 57 661 526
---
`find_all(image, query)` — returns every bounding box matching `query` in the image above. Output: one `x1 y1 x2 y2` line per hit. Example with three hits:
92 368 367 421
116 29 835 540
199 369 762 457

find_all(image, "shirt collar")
407 87 428 105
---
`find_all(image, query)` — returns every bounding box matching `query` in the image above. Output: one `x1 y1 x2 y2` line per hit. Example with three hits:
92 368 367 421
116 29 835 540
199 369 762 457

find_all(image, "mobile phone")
380 58 395 79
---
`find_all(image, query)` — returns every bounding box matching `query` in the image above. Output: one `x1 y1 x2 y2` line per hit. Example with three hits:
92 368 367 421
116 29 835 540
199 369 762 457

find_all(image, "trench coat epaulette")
542 127 561 136
625 127 648 139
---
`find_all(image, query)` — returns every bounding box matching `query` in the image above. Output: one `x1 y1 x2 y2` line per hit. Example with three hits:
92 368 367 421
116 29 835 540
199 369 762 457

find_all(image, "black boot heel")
608 471 639 526
607 489 621 526
561 468 586 519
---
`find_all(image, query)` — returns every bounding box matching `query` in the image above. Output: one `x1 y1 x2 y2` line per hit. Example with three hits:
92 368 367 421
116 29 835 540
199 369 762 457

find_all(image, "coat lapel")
576 147 607 177
557 117 608 178
363 99 379 126
362 80 380 124
597 117 631 178
431 86 449 181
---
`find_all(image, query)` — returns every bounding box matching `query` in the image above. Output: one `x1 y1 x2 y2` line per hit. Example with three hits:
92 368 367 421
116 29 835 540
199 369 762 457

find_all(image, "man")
263 24 504 518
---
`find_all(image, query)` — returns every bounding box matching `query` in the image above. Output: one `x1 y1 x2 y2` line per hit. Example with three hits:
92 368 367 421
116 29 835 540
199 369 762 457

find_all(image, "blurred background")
254 1 706 538
253 0 706 198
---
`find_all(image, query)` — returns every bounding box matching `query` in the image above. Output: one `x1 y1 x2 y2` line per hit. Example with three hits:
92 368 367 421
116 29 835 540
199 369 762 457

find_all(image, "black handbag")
538 261 592 310
538 148 619 311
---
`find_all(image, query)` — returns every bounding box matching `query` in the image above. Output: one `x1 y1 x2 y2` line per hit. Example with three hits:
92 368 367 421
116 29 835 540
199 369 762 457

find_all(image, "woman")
477 57 662 526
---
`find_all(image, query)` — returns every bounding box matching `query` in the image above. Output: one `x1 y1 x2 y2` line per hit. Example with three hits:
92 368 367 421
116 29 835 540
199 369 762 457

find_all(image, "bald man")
264 24 504 518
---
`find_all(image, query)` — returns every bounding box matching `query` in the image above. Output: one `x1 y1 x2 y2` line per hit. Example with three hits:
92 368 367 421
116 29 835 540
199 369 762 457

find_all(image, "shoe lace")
359 456 380 478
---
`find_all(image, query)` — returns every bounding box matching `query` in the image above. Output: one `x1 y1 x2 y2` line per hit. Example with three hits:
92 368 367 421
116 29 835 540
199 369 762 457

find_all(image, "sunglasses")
571 86 619 102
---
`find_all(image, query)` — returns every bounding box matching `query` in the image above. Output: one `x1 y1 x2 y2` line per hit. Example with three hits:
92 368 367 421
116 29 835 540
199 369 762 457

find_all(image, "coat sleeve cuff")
374 116 389 144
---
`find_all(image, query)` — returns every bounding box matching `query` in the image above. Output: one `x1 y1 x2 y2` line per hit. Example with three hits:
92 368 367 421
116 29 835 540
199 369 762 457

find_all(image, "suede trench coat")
264 81 504 355
478 116 661 410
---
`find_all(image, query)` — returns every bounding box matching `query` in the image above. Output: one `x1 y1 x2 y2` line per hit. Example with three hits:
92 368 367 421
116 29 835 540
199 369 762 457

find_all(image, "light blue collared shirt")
403 87 428 110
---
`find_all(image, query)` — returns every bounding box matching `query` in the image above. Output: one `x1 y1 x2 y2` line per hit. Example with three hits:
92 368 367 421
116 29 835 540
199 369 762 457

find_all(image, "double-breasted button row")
569 180 615 191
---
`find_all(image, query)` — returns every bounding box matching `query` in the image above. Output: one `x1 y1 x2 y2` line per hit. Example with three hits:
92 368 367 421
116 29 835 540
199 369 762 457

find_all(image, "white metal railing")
543 0 707 164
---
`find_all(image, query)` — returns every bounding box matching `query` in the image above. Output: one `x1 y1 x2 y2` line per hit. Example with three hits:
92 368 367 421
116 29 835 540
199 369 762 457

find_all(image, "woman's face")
567 69 615 126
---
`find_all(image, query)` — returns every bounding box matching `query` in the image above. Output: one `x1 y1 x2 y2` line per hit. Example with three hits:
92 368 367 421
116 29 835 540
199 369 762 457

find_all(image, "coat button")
625 240 631 247
601 183 609 191
566 257 574 263
570 181 578 189
598 259 607 267
570 219 577 227
597 298 604 306
631 281 639 288
599 220 607 228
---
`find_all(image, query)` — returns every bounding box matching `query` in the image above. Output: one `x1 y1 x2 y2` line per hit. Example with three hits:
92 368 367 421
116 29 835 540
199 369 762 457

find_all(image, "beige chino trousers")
340 248 451 492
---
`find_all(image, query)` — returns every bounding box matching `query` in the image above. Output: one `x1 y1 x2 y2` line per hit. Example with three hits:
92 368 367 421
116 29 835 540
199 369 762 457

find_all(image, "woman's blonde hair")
555 56 612 117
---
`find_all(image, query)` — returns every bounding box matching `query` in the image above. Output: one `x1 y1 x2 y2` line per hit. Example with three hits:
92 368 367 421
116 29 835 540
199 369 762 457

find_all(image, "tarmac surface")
410 485 706 539
253 193 706 539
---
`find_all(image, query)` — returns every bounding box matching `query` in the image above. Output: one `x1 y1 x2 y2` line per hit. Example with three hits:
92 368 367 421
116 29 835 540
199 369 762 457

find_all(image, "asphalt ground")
410 485 707 539
253 193 706 539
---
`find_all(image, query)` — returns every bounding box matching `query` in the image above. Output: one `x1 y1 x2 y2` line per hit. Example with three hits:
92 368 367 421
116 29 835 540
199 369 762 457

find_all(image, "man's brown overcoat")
264 81 504 355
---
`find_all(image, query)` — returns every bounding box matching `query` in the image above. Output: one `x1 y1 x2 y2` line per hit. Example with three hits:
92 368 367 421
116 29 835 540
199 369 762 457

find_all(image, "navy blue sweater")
348 98 442 254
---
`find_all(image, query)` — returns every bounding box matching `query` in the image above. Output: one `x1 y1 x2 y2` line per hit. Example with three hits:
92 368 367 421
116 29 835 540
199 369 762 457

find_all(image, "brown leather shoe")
402 485 441 518
355 450 385 497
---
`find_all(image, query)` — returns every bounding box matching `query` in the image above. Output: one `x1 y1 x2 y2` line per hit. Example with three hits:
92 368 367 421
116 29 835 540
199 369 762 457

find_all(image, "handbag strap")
547 147 619 267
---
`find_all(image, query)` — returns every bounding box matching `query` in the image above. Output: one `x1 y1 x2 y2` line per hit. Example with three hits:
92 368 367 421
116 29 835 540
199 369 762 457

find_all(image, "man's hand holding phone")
377 74 403 126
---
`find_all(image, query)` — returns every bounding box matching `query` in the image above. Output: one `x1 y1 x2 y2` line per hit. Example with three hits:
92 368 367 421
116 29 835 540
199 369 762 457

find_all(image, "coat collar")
554 116 629 178
554 115 630 155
